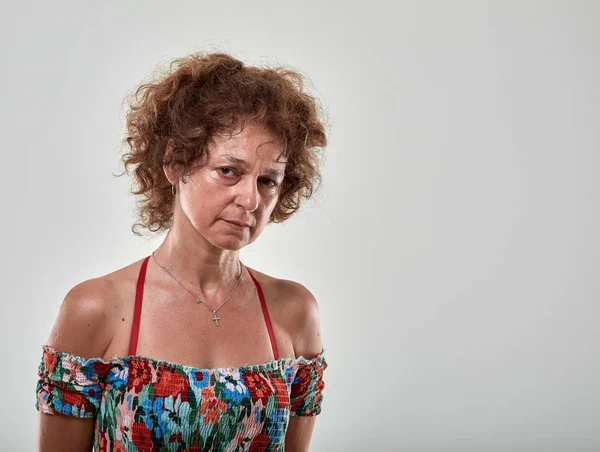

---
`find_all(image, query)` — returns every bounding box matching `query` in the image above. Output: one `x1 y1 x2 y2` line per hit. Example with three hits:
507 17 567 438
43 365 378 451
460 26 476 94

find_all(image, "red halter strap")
128 256 279 360
128 255 150 356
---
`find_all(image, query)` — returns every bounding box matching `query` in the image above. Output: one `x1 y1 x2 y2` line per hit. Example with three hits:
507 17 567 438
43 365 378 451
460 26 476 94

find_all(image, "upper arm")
45 278 115 357
285 416 317 452
283 280 323 360
283 281 325 452
38 278 115 452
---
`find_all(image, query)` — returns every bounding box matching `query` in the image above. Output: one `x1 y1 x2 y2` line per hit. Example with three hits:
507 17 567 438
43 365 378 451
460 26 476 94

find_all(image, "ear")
162 143 180 186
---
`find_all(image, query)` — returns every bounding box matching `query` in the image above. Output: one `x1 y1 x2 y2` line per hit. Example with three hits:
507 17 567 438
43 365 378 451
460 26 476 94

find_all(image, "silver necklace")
150 250 243 326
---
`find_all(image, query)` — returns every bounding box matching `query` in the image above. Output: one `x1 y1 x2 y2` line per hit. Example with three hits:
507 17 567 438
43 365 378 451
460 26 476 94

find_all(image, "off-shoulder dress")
35 255 327 451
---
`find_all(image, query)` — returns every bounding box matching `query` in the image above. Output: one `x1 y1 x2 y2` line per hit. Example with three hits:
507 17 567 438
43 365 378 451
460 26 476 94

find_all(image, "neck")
152 228 243 298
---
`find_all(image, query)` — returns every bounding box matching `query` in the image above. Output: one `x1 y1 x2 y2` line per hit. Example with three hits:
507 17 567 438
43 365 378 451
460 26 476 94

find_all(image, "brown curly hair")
116 51 329 237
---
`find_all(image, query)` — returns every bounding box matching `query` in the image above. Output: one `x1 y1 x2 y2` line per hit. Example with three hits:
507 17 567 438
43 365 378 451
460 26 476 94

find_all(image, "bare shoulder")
45 258 144 360
245 266 323 359
39 267 134 452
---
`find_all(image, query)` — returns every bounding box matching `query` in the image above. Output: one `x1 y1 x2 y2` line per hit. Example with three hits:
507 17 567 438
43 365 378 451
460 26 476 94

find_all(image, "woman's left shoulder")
246 266 320 313
245 266 322 356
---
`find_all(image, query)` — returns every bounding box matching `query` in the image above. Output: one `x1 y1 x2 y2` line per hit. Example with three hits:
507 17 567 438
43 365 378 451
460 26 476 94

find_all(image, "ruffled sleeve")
35 345 112 418
289 350 327 416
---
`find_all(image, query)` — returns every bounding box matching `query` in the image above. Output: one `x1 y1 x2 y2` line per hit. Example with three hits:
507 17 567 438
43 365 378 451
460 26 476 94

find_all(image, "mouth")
222 219 251 228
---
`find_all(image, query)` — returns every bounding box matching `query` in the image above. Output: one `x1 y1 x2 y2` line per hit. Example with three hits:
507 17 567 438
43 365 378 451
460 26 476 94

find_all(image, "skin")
38 122 323 451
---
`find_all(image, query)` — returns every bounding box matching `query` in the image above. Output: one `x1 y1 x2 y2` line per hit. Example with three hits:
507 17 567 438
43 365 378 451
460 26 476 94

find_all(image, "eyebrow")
219 154 286 179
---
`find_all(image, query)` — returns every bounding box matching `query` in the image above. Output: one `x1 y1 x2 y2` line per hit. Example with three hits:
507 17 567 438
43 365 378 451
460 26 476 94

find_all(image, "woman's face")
170 123 287 251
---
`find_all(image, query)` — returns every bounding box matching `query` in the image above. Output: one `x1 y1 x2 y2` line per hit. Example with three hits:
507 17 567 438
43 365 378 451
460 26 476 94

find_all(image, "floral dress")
35 256 327 451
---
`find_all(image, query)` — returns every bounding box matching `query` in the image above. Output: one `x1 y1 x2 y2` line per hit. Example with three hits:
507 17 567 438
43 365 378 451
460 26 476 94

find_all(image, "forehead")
209 124 287 164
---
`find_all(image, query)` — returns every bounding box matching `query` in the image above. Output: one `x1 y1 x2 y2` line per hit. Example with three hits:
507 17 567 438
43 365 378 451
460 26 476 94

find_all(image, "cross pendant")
211 310 220 326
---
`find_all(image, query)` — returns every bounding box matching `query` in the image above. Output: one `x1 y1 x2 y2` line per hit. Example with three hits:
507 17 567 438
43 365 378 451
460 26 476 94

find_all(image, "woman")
35 51 328 451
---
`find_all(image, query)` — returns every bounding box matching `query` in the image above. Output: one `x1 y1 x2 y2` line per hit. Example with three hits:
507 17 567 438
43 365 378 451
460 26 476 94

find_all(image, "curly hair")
116 51 329 237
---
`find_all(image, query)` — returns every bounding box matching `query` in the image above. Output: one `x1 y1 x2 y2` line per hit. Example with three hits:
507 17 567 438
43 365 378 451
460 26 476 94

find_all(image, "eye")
262 178 278 188
218 167 237 177
218 167 278 188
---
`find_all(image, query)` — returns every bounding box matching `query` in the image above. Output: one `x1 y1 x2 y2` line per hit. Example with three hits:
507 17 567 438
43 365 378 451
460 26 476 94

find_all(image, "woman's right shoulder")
45 257 146 360
37 266 141 451
44 277 117 360
46 259 144 358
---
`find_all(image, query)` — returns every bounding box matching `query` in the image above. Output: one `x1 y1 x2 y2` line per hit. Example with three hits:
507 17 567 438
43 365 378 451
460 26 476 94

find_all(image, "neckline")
41 344 325 374
129 255 280 360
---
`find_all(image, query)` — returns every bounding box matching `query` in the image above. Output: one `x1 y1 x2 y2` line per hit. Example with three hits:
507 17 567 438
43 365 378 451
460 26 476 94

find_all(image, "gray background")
2 1 599 451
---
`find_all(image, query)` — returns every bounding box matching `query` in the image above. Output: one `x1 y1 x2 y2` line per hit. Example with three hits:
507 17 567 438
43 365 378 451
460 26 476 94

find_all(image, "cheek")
179 187 223 223
265 197 279 216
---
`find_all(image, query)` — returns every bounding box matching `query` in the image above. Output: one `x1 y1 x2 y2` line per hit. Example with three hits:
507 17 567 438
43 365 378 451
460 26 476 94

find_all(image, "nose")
235 176 260 212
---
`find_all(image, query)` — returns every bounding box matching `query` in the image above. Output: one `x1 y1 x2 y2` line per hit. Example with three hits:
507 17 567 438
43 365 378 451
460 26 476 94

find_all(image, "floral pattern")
36 345 327 451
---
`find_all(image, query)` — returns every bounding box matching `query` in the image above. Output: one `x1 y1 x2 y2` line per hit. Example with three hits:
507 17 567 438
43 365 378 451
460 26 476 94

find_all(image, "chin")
210 235 252 251
219 242 247 251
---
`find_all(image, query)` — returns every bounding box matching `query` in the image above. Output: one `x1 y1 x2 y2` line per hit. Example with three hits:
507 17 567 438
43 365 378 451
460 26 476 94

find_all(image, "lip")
222 219 251 228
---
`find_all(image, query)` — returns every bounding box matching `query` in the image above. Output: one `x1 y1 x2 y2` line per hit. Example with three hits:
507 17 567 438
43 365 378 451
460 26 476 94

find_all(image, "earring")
172 184 176 195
